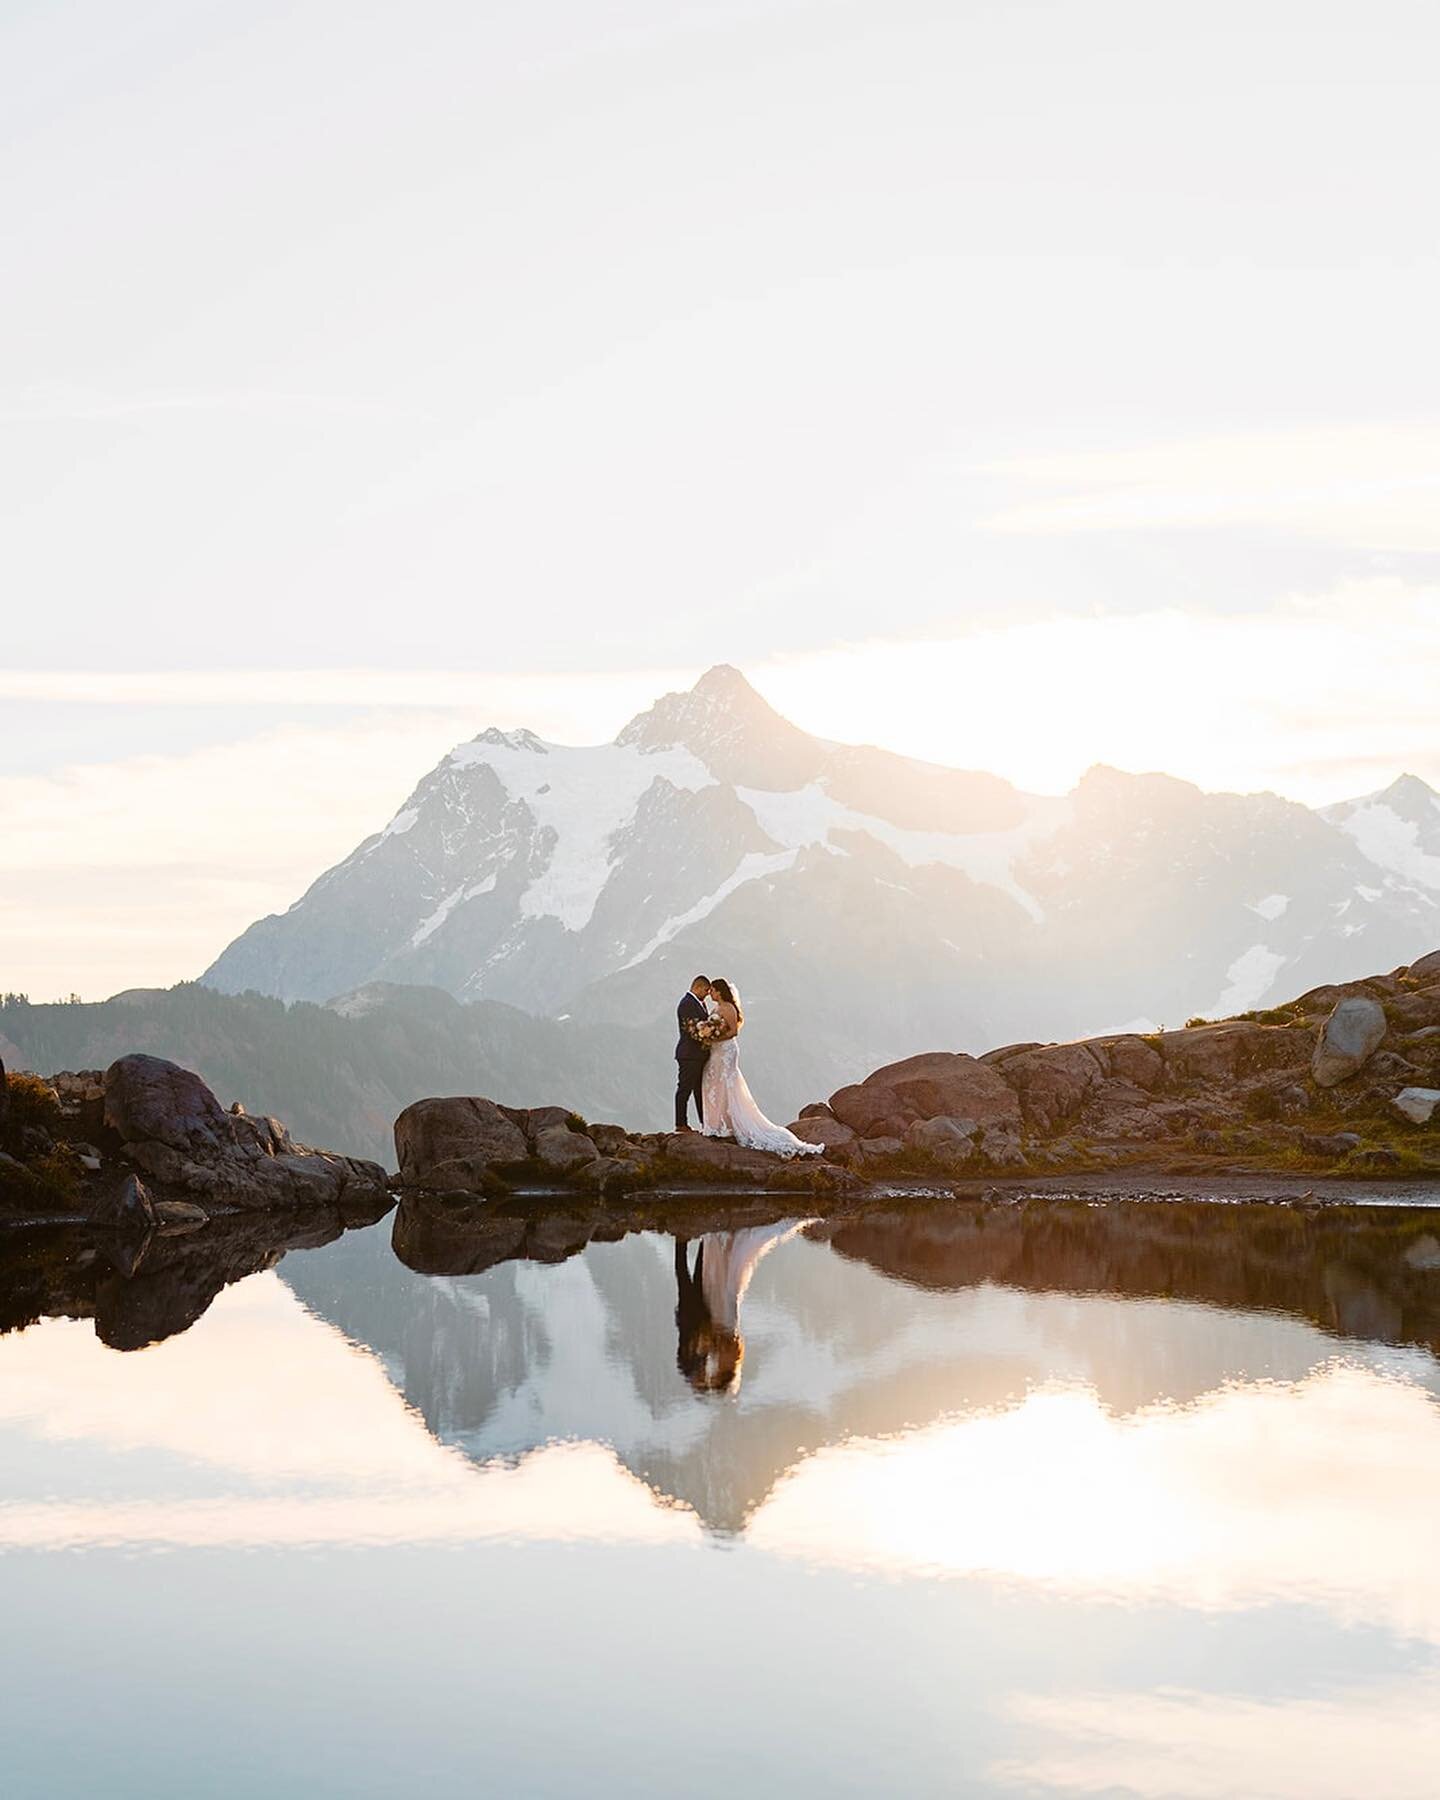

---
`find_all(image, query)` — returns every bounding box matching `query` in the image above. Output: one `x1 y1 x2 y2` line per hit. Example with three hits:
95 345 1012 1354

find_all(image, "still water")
3 1193 1440 1799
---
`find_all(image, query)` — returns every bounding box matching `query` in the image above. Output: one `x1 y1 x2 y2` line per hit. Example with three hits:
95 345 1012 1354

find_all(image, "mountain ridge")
196 666 1440 1126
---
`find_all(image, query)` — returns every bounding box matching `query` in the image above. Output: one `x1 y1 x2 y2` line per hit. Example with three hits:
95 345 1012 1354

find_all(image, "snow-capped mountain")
202 666 1440 1125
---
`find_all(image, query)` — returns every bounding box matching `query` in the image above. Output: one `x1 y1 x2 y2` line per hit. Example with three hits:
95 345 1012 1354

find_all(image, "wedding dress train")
701 1037 822 1158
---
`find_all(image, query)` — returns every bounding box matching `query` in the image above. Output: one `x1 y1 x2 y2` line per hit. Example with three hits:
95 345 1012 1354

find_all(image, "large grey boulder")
1312 997 1388 1087
393 1095 529 1191
1392 1087 1440 1126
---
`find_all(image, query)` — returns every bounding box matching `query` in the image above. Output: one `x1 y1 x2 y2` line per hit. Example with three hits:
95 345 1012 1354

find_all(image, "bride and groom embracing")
673 975 821 1159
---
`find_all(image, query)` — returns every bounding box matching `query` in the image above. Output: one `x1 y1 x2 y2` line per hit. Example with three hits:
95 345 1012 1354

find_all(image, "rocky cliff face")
199 667 1440 1128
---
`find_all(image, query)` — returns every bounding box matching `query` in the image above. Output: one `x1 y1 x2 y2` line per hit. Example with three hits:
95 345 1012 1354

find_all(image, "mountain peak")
1381 772 1439 809
615 664 823 787
691 663 755 699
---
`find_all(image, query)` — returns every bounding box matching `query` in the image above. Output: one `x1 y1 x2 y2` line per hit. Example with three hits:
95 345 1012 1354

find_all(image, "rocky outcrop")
0 1055 389 1224
393 1095 859 1201
102 1055 389 1212
792 949 1440 1180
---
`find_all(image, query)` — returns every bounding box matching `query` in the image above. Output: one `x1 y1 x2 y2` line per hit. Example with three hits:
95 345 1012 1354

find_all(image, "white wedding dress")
701 998 821 1159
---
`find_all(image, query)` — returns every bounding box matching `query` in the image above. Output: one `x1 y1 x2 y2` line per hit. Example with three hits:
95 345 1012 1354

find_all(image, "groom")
674 974 712 1131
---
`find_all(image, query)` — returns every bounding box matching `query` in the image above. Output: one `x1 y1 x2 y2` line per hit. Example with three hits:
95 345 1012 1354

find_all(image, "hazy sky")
3 0 1439 996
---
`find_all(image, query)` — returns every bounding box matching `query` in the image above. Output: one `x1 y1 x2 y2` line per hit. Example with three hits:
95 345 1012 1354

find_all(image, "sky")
3 0 1439 998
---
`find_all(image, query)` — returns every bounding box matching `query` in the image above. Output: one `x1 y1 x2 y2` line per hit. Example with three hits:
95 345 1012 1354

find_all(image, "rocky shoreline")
4 950 1437 1235
389 951 1440 1202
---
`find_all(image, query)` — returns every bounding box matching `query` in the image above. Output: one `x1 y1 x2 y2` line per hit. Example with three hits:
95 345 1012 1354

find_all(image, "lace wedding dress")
701 1006 822 1158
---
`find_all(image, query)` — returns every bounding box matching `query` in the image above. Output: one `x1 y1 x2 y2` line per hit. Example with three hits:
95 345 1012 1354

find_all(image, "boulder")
852 1135 905 1163
1094 1035 1166 1092
1157 1022 1307 1084
659 1133 804 1180
97 1172 156 1231
501 1104 580 1140
533 1124 599 1175
573 1155 632 1194
104 1055 230 1154
102 1055 388 1213
977 1125 1028 1169
798 1101 836 1120
829 1053 1021 1138
1001 1043 1104 1133
394 1096 529 1189
904 1116 977 1167
1299 1131 1363 1158
588 1123 632 1155
1392 1087 1440 1126
1312 997 1388 1087
788 1115 858 1153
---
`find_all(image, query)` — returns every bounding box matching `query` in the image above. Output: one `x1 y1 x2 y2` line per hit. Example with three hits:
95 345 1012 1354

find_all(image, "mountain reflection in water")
3 1192 1439 1799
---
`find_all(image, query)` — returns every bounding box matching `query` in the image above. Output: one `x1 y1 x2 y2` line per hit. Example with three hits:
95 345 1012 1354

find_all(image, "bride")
700 978 822 1158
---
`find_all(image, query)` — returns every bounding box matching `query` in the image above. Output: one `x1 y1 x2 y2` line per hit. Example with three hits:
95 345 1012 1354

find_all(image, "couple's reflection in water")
673 1221 811 1393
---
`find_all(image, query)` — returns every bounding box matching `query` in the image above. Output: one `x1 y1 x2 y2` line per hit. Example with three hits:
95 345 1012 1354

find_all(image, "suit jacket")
676 991 710 1063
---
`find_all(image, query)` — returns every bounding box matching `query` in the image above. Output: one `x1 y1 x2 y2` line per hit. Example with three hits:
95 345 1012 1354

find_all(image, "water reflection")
3 1193 1440 1798
674 1222 812 1392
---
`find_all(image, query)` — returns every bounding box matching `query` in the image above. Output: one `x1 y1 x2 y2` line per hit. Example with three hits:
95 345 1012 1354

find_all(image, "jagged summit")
1379 772 1440 812
616 663 822 788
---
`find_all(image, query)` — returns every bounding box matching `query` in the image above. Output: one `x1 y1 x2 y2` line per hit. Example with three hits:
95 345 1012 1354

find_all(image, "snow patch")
381 807 418 838
620 850 798 969
410 873 498 948
1246 894 1289 921
447 737 717 930
736 784 1066 923
1334 802 1440 892
1200 945 1287 1019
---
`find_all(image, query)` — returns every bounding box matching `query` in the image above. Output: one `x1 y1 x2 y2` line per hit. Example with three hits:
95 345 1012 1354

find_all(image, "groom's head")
690 975 712 999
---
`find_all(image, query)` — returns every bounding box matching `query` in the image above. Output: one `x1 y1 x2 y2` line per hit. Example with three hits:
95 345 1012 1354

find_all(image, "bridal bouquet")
683 1013 727 1046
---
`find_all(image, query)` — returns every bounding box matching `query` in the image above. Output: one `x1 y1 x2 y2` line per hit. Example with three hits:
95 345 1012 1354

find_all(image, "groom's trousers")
675 1054 706 1130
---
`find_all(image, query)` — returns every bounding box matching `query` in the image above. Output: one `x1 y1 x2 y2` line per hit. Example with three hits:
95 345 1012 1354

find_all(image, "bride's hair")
710 977 742 1021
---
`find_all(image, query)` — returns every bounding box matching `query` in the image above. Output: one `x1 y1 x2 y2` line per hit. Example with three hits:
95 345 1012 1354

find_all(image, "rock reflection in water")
0 1196 394 1352
817 1198 1440 1358
277 1193 1440 1537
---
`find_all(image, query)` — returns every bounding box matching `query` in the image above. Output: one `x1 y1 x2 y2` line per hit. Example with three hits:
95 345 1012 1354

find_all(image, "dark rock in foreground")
0 1053 390 1226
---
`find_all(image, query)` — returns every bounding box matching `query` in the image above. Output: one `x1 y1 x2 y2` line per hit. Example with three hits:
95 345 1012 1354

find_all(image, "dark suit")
675 991 709 1130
